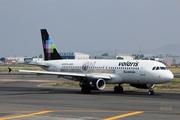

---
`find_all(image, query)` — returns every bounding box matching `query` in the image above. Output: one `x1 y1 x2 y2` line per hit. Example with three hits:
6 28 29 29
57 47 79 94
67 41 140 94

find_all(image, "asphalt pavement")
0 74 179 120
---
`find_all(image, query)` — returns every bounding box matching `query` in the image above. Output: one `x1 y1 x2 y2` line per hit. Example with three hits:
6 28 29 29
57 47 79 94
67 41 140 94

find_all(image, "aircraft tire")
148 90 154 95
114 86 123 93
81 87 91 94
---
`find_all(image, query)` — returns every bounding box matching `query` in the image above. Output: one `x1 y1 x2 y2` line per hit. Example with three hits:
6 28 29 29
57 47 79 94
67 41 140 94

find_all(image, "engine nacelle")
130 84 149 89
95 78 106 90
79 78 106 90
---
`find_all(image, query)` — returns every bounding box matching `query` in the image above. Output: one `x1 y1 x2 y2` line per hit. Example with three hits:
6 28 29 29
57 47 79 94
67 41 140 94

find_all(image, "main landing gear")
81 87 91 94
147 84 155 95
114 84 123 93
80 80 91 94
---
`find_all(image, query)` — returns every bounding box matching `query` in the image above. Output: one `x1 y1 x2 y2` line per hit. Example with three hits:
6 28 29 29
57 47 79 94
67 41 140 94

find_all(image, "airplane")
19 29 174 95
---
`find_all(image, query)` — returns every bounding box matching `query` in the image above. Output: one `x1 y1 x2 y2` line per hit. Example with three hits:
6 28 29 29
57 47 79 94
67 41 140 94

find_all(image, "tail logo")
44 36 55 59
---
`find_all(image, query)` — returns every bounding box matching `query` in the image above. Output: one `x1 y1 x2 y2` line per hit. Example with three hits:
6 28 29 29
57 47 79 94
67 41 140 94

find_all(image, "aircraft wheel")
148 90 154 95
114 86 123 93
81 87 91 94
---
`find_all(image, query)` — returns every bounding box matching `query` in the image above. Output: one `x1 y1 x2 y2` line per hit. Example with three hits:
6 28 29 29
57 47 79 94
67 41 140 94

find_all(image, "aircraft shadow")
0 86 179 100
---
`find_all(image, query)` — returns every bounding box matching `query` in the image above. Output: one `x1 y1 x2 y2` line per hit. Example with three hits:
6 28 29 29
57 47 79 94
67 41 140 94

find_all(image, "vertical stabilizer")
41 29 63 60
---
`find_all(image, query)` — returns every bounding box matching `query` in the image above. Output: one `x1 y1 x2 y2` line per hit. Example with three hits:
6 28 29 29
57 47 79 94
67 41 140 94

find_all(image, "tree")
132 54 139 59
139 54 144 59
102 53 109 56
39 54 43 58
117 57 123 60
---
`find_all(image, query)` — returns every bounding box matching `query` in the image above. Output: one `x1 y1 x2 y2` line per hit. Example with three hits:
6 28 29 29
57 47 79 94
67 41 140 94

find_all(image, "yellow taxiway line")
103 111 143 120
0 110 52 120
0 110 143 120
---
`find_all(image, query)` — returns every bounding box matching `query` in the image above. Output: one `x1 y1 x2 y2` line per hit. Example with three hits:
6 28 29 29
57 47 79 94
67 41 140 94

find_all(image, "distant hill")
152 44 180 54
86 44 180 55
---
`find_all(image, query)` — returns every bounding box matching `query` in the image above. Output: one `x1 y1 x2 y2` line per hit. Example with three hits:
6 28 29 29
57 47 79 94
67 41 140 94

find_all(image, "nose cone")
166 71 174 82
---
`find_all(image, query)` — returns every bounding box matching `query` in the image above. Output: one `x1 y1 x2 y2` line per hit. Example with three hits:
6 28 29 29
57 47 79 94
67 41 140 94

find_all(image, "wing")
19 70 112 80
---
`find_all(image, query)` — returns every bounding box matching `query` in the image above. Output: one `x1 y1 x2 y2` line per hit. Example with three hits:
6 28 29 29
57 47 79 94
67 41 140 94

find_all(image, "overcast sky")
0 0 180 57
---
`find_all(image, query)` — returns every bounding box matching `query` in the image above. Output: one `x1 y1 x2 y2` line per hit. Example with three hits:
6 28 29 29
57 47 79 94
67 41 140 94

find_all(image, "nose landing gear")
147 84 155 95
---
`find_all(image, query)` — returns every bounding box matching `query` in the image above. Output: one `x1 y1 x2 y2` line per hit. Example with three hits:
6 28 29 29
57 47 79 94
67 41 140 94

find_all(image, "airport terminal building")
59 52 89 59
0 52 89 64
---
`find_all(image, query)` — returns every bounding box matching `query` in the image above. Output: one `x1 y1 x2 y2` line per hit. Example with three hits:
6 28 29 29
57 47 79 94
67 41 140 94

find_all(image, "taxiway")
0 74 179 120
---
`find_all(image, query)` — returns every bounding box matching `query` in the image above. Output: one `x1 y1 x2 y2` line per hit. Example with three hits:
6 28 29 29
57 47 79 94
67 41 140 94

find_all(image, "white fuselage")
40 59 174 85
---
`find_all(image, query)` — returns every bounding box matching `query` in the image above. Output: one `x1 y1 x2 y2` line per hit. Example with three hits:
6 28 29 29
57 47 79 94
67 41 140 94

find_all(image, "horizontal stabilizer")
24 61 49 67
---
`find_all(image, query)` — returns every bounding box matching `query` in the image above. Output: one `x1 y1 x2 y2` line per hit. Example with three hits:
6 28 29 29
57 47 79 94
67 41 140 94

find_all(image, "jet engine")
79 78 106 90
95 78 106 90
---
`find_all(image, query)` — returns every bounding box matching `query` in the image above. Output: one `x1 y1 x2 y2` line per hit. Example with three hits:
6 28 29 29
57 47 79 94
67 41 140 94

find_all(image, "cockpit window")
160 67 166 70
152 67 156 70
152 66 168 70
156 67 160 70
